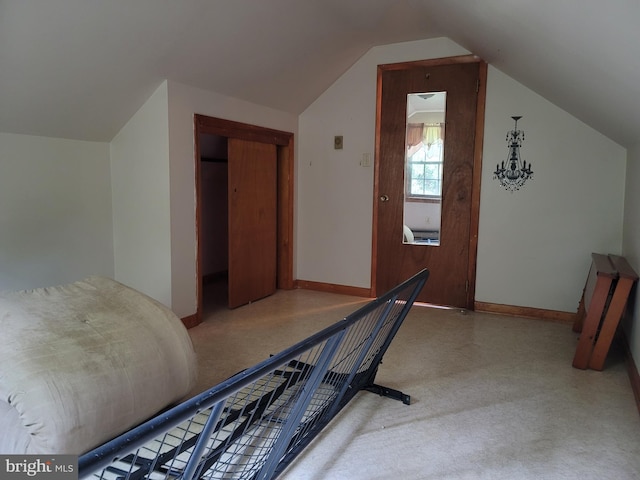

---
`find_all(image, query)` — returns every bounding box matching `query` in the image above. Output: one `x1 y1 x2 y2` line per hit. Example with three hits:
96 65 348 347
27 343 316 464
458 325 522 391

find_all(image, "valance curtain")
406 123 444 148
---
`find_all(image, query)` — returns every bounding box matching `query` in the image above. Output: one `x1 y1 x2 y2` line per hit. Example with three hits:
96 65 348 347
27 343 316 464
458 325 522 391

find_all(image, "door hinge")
476 78 480 93
465 280 469 292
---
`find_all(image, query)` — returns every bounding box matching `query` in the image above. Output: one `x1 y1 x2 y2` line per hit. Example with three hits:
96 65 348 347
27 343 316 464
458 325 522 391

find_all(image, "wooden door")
374 59 485 308
228 138 277 308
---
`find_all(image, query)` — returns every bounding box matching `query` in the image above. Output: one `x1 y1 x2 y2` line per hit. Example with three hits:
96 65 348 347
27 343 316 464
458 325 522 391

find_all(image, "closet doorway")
194 115 294 321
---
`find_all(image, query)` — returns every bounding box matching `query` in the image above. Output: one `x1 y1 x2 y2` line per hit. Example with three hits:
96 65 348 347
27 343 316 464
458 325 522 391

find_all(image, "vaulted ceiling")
1 0 638 147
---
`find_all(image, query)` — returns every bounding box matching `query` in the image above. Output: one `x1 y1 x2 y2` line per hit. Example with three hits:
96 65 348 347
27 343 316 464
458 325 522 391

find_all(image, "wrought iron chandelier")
494 116 533 191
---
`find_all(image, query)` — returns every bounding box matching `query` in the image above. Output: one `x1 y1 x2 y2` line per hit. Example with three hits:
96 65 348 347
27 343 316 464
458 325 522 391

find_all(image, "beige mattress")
0 276 197 454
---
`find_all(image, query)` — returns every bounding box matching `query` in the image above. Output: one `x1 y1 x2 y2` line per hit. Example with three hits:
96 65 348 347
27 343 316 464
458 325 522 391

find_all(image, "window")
406 126 444 198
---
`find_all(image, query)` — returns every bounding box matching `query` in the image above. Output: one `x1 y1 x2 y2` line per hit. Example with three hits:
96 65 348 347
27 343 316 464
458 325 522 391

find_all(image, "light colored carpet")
188 285 640 479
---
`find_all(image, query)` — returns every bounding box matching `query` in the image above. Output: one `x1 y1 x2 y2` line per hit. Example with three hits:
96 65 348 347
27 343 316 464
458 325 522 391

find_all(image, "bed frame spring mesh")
79 268 429 480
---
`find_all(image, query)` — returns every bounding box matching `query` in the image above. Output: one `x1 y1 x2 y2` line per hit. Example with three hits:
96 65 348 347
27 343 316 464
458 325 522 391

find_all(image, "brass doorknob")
379 194 389 202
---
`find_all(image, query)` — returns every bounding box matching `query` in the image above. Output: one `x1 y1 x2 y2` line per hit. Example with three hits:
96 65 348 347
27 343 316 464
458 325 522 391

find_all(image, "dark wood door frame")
193 114 295 325
371 55 487 309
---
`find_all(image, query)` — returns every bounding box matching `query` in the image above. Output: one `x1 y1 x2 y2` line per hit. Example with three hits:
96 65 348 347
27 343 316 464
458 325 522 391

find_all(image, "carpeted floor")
187 284 640 479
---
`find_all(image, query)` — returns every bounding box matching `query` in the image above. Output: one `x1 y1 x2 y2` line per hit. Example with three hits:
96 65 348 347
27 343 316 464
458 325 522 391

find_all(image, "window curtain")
423 123 443 147
407 123 444 148
406 123 424 147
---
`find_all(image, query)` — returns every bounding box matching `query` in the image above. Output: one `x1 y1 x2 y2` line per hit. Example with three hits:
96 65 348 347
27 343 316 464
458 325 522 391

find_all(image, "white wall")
0 132 113 290
166 81 298 318
297 37 626 313
110 81 172 306
297 38 469 288
622 143 640 370
404 201 441 233
476 67 626 312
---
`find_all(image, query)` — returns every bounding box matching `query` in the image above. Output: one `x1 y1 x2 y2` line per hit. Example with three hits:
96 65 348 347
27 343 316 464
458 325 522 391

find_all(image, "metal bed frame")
79 269 429 480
